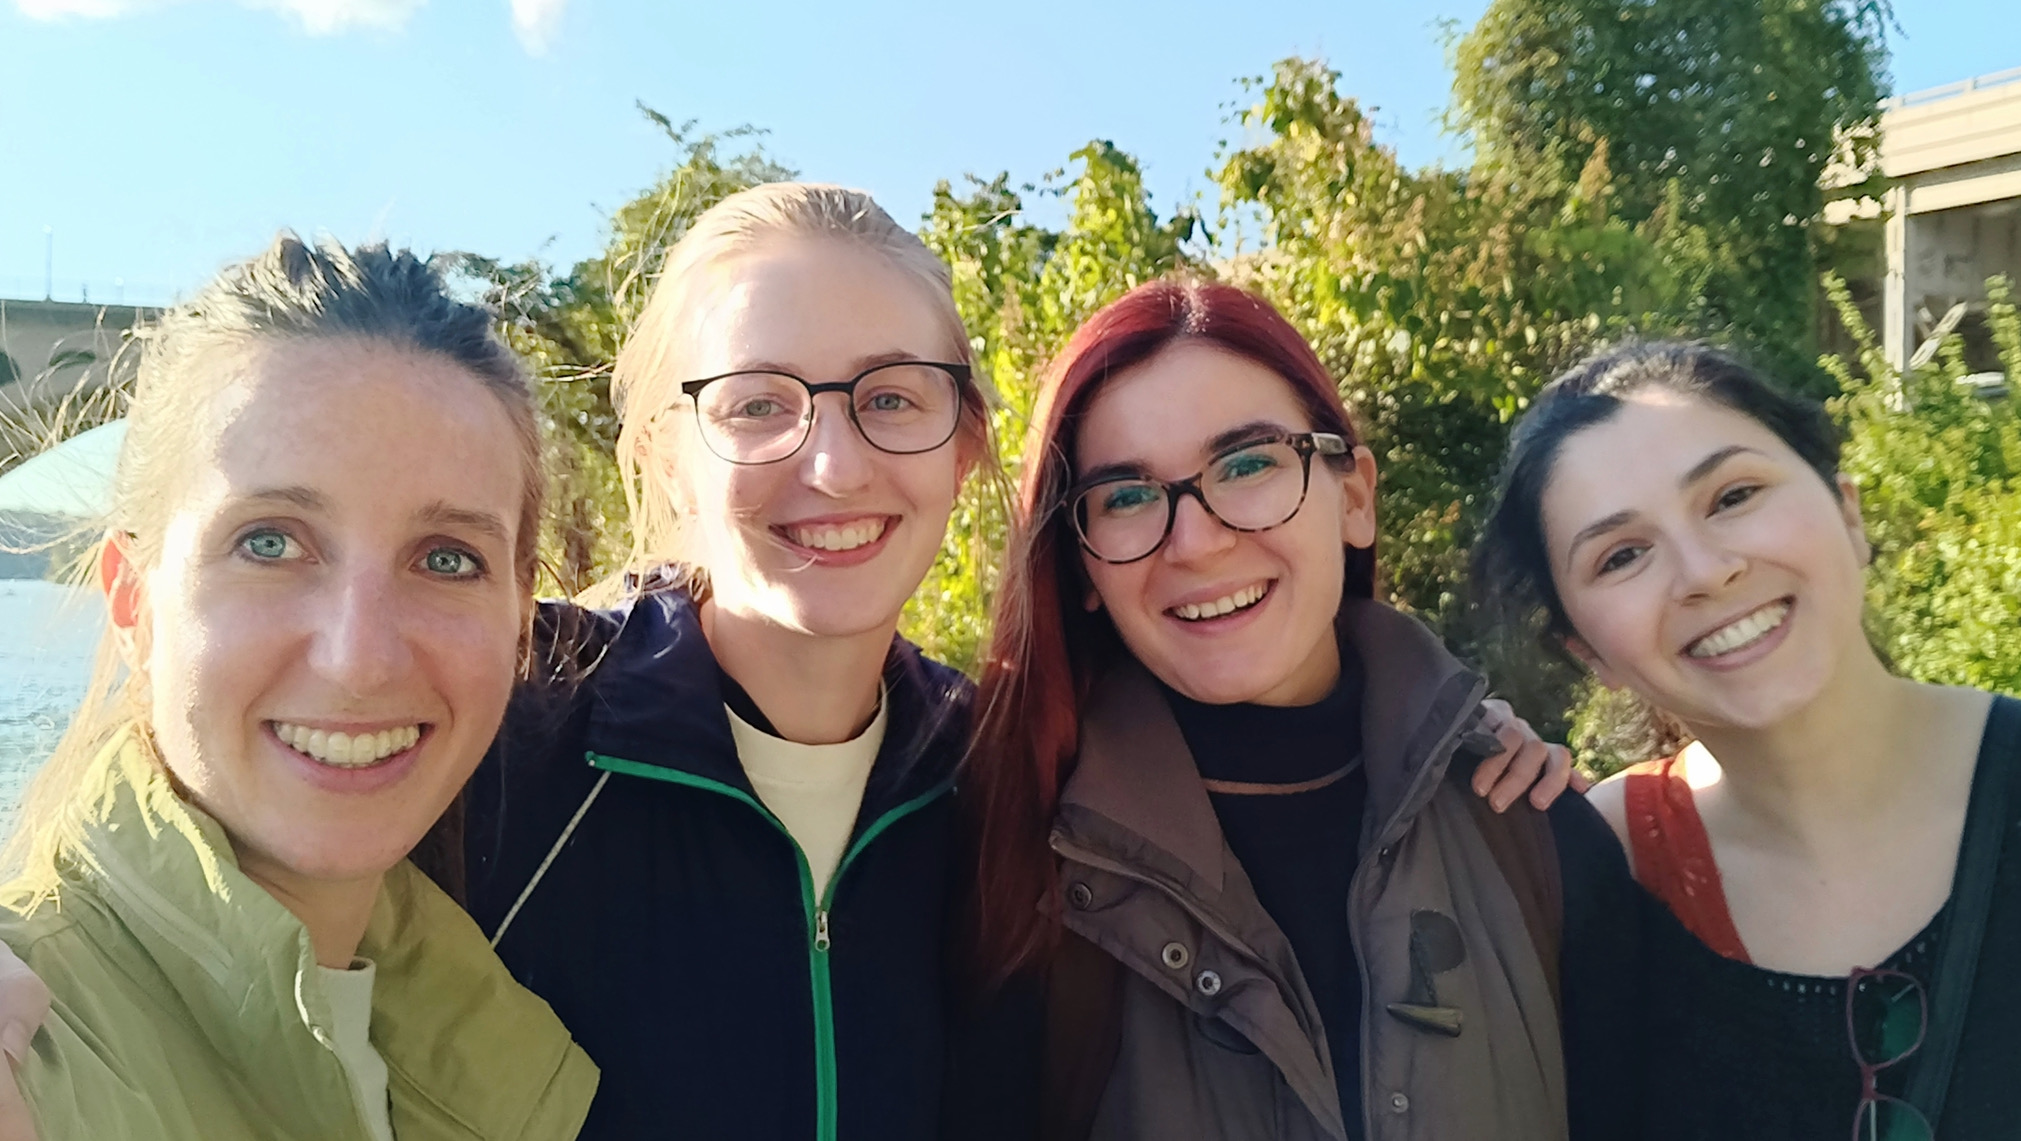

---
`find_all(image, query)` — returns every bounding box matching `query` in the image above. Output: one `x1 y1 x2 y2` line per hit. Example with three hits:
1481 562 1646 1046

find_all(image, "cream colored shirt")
729 690 888 901
318 959 394 1141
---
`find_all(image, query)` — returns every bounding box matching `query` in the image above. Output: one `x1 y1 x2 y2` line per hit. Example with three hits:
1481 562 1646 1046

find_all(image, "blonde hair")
3 234 546 898
609 182 987 579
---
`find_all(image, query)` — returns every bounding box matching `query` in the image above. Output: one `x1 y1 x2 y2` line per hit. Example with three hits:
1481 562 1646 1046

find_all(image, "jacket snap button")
1195 969 1222 997
1068 882 1094 910
1389 1092 1410 1113
1160 942 1190 970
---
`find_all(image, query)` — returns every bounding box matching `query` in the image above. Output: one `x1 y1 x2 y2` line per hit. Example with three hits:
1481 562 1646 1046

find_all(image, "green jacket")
1 733 599 1141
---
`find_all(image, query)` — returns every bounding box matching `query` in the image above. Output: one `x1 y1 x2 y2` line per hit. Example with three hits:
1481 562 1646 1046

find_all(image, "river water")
0 580 102 839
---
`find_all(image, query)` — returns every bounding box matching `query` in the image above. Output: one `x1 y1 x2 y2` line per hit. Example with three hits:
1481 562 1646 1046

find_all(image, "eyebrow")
416 501 512 544
731 349 934 376
238 486 326 510
1560 445 1771 568
1076 419 1297 485
1680 445 1763 488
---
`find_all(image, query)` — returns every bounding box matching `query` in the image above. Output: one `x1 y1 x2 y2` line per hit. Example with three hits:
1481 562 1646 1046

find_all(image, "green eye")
1099 484 1161 514
734 398 782 418
1216 450 1280 482
424 548 482 578
240 529 294 561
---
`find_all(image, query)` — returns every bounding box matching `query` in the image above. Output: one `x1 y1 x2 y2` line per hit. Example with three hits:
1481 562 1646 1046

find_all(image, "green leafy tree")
1450 0 1893 392
1212 57 1682 729
458 110 794 595
903 144 1196 671
1826 273 2021 694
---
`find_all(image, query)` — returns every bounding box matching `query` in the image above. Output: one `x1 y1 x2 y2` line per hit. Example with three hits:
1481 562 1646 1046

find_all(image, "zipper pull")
814 909 831 952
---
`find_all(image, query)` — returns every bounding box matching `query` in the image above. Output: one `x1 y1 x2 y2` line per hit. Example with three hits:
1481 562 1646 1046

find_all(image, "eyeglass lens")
1849 970 1925 1068
1848 970 1933 1141
692 363 960 463
1076 439 1310 563
1853 1096 1933 1141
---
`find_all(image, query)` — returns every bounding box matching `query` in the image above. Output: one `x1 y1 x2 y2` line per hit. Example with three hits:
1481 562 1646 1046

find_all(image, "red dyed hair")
963 278 1375 989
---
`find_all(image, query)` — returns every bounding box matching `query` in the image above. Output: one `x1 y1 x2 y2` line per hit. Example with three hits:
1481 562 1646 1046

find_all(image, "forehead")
686 238 955 374
1074 341 1313 471
1539 391 1798 535
194 337 524 520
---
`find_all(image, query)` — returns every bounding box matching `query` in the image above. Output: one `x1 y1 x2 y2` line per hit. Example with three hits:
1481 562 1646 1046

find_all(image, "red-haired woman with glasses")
949 279 1642 1141
1470 341 2021 1141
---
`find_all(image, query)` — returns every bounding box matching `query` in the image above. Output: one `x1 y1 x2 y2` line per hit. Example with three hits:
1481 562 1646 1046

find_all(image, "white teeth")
272 722 421 768
1172 583 1269 622
1687 601 1791 659
789 519 888 552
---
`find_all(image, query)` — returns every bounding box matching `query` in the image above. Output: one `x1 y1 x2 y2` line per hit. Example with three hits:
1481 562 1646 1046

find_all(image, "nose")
798 392 875 497
1160 490 1236 564
307 564 414 697
1670 529 1748 601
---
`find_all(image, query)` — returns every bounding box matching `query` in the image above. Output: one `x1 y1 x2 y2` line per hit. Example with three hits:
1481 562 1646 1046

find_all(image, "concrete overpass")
1876 68 2021 373
0 298 154 415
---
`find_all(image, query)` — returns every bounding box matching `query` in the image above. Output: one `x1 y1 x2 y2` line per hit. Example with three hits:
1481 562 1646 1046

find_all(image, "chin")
769 591 909 641
264 835 415 885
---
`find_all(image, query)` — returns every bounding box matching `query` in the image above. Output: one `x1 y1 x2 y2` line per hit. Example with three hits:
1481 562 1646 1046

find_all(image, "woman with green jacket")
0 235 597 1139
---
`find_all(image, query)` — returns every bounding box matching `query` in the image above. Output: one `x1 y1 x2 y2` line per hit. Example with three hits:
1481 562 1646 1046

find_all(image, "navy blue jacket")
461 588 973 1141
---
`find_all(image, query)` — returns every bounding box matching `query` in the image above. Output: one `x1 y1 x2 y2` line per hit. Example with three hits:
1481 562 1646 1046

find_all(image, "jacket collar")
575 582 974 811
57 732 595 1139
1058 598 1488 890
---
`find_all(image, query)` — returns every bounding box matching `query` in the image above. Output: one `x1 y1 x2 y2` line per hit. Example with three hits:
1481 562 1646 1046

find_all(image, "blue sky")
1 0 2014 307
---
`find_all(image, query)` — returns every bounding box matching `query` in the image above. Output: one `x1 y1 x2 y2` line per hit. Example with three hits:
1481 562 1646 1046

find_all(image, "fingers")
1484 734 1550 813
1479 697 1514 732
1468 705 1579 813
1570 766 1593 795
1524 744 1577 811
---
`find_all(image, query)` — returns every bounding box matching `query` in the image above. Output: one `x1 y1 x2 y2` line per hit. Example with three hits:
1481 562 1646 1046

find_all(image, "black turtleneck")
1162 650 1369 1137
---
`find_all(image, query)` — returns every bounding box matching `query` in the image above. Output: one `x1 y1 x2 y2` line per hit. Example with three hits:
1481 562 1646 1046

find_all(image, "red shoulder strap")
1623 756 1751 963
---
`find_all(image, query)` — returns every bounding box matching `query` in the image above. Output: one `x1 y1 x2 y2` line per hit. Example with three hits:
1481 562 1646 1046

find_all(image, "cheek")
1561 580 1663 668
1081 556 1140 616
418 597 523 697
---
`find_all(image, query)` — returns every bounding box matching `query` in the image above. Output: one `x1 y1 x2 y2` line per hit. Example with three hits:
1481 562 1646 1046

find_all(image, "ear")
1834 472 1872 566
1334 445 1379 549
1563 633 1624 689
98 533 148 665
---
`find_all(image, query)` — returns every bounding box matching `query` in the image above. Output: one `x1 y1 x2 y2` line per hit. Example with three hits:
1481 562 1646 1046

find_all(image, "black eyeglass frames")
680 361 971 465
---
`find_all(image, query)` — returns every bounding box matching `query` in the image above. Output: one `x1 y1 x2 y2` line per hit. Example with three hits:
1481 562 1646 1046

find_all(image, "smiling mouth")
1685 599 1792 659
272 722 422 769
779 517 892 553
1168 581 1271 622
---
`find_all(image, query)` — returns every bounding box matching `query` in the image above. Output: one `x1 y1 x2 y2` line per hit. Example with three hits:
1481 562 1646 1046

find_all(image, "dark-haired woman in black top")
1473 340 2021 1139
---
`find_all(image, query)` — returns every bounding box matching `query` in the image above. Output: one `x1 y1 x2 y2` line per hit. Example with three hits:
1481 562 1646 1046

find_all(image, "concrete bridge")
1876 68 2021 376
0 298 154 417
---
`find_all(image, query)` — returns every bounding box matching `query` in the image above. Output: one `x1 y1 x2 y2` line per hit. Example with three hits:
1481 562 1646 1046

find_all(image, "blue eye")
239 528 297 562
423 547 483 578
863 391 915 413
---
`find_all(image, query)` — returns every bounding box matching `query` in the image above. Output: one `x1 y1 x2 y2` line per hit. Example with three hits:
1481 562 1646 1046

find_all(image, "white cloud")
17 0 425 34
508 0 564 55
246 0 423 33
17 0 157 17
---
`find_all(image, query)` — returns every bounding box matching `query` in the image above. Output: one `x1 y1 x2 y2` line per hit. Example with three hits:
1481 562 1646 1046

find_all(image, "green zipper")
587 752 951 1141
